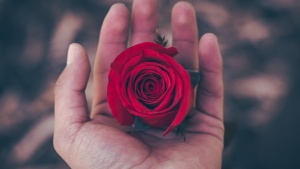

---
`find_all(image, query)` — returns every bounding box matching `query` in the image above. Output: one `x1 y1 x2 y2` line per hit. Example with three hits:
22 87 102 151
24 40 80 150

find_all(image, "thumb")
54 43 90 143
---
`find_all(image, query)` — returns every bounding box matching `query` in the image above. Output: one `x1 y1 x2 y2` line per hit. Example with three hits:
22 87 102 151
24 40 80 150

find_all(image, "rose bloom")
107 42 194 135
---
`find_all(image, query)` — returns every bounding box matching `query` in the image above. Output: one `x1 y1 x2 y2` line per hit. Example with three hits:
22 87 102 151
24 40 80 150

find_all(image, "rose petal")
111 42 178 76
138 109 177 127
155 74 181 112
107 71 134 125
118 74 136 110
163 69 193 135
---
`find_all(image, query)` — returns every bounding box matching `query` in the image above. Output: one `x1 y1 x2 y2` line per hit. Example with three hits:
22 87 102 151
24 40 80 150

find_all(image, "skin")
54 0 224 169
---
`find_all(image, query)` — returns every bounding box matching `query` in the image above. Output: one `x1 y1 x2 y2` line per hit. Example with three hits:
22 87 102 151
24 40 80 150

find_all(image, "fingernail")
111 3 125 9
67 44 76 65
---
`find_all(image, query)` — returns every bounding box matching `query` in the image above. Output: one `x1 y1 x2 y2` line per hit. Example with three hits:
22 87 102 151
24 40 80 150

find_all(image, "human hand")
54 0 224 169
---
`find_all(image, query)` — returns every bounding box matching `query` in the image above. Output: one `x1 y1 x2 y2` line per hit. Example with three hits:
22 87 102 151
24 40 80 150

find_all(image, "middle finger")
130 0 158 46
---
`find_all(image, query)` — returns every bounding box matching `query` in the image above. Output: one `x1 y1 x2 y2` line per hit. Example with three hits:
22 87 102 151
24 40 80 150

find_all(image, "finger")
54 43 90 137
172 2 198 70
196 33 224 121
92 4 130 117
130 0 157 45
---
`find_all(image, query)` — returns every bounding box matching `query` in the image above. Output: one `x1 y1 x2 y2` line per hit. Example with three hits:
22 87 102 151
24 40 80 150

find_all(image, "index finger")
92 4 130 117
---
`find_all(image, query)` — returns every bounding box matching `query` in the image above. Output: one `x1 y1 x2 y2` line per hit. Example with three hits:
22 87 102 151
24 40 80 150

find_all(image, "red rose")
107 42 194 135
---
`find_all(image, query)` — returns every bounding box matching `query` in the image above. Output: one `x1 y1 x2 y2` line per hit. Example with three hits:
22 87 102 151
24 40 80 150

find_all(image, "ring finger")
172 2 199 71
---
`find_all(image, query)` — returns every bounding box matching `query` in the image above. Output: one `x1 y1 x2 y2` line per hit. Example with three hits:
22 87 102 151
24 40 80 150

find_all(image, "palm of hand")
54 1 224 169
66 106 223 169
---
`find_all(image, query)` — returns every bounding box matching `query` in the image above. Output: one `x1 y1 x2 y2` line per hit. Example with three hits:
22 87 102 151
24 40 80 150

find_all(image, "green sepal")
133 117 150 131
187 70 201 88
176 115 194 141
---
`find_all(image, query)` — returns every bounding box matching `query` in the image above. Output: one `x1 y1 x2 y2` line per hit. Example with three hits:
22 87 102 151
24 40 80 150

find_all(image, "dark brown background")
1 0 300 168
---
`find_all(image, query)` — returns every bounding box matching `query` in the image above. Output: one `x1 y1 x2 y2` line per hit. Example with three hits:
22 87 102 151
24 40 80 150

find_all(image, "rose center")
144 81 155 93
135 73 166 109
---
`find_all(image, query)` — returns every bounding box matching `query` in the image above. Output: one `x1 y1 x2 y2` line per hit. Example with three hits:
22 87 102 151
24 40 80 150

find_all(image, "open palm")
54 1 224 169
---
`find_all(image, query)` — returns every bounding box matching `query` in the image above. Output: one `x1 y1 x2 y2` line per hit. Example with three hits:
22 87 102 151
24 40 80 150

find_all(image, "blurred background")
0 0 300 168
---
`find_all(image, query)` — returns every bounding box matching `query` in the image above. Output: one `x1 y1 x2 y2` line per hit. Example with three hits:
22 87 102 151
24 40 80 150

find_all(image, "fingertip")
171 1 198 42
100 3 129 43
67 43 76 65
173 1 195 12
199 33 222 69
106 3 129 31
132 0 157 20
67 43 83 65
130 0 157 45
62 43 90 91
109 3 129 18
199 33 218 47
111 2 126 8
172 1 196 26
